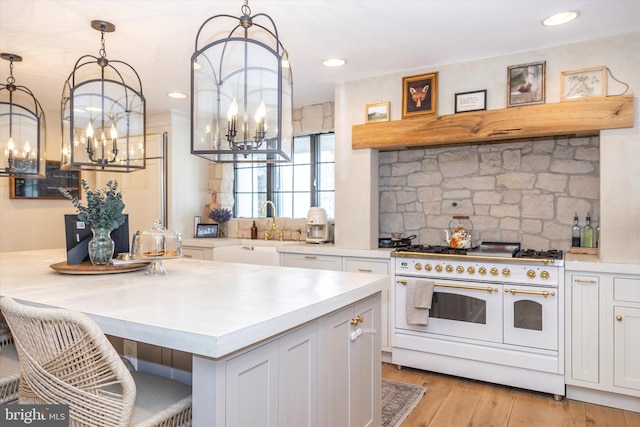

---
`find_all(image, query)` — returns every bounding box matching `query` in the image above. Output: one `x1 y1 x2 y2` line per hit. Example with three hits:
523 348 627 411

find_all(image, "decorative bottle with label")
582 212 594 248
571 213 581 247
251 221 258 239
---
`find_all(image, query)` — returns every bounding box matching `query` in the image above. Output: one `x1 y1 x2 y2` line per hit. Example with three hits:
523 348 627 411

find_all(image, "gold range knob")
435 265 443 272
456 265 464 273
527 270 536 279
490 267 499 276
414 263 422 271
467 266 476 274
502 268 511 277
446 265 453 273
540 271 550 280
478 267 487 275
425 264 432 271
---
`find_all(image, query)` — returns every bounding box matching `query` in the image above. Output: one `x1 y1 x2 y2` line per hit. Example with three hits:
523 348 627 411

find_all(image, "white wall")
335 32 640 263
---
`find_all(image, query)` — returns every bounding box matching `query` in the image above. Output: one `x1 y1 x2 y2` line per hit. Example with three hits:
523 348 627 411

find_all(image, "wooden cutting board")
49 261 149 275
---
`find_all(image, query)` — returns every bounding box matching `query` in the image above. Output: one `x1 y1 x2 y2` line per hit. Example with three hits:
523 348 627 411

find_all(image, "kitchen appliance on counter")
306 207 329 244
391 241 565 398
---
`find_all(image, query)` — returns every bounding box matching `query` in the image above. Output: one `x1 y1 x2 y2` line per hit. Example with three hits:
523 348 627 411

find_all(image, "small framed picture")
561 66 607 101
507 61 546 107
454 90 487 113
402 72 438 118
365 102 390 123
195 223 218 238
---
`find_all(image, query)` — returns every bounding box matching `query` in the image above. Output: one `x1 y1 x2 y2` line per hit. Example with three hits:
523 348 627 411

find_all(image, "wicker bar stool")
0 327 20 404
0 297 192 427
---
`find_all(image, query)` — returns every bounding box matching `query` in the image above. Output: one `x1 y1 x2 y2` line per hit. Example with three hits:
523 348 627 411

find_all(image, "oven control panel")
397 258 559 286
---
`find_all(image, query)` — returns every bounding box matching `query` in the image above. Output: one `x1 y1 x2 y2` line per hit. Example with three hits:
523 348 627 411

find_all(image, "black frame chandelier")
61 20 146 172
0 53 46 177
191 0 293 163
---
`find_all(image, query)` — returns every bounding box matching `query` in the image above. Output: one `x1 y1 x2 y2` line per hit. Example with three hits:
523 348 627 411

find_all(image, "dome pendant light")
191 0 293 163
0 53 46 177
61 20 146 172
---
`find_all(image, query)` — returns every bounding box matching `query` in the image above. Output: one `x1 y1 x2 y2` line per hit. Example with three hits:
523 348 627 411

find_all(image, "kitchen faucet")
259 200 283 240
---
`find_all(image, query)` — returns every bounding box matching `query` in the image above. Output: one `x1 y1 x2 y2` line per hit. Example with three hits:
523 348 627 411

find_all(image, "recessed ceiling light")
167 92 188 99
322 58 346 67
542 11 580 26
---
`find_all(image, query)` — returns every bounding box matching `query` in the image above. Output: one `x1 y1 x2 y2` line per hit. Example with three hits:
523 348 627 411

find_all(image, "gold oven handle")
505 288 556 297
396 280 498 293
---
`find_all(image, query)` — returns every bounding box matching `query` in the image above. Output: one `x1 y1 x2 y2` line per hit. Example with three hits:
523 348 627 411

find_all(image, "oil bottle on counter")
582 212 594 248
571 213 581 247
251 221 258 239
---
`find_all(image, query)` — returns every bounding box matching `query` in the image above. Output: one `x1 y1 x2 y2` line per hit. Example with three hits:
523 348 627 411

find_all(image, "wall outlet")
123 339 138 370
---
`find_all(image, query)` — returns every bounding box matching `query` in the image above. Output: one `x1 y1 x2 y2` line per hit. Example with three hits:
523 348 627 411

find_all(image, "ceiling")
1 0 639 118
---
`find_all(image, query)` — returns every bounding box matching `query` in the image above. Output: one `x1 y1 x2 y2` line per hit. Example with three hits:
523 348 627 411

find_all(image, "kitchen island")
0 249 387 426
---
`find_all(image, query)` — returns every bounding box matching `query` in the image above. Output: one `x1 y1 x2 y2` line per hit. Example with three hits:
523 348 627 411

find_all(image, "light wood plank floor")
381 363 640 427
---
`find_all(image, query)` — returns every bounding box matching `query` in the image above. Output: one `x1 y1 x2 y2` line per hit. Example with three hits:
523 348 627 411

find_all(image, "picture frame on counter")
560 66 607 101
402 72 438 118
454 90 487 113
365 101 390 123
507 61 545 107
195 223 218 238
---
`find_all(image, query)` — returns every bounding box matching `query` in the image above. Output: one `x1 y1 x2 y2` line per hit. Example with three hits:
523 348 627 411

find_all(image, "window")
234 133 335 218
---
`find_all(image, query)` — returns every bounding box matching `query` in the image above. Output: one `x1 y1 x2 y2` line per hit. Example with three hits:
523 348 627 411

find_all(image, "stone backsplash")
379 136 600 251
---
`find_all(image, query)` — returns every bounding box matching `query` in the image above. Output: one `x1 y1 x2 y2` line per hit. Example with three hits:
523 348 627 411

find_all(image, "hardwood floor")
381 363 640 427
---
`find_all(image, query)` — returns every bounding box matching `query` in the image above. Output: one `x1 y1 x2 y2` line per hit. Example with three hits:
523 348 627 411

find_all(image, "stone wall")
379 136 600 251
207 102 334 238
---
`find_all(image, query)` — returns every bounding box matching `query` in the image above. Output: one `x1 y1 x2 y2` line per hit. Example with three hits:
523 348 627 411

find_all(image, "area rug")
381 378 427 427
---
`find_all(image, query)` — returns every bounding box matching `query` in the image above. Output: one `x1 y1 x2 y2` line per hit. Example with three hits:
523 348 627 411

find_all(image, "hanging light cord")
606 67 631 95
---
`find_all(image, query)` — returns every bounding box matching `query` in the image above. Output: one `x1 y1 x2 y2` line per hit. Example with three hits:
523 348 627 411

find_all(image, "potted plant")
60 180 126 265
208 207 232 238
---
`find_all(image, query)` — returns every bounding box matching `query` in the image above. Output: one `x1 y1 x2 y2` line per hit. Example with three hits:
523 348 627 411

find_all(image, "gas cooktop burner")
397 245 468 255
514 249 564 260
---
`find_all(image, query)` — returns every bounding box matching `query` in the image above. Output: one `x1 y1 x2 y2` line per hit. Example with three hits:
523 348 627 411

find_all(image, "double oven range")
392 242 565 398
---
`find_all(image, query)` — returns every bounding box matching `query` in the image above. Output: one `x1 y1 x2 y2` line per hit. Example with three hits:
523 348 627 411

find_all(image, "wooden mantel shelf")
352 95 634 150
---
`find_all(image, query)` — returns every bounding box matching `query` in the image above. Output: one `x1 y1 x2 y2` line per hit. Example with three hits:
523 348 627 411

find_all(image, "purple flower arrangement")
209 207 232 223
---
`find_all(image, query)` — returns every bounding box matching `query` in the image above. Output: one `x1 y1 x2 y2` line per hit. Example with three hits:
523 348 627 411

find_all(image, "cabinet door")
282 253 342 271
568 274 600 384
614 306 640 391
279 323 318 427
226 341 279 427
344 258 391 351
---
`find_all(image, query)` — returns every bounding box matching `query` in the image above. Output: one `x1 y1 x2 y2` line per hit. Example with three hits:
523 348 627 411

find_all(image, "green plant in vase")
209 207 232 238
60 180 126 265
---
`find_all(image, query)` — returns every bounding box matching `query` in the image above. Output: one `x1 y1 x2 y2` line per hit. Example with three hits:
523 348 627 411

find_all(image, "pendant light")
61 20 145 172
0 53 46 177
191 0 293 163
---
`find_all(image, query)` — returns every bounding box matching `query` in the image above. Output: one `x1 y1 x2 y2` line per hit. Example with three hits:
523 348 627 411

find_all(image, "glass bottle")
583 212 594 248
251 221 258 239
571 212 581 247
595 218 600 248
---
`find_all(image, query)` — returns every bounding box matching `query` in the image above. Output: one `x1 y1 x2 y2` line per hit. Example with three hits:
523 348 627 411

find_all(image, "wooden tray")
50 261 149 275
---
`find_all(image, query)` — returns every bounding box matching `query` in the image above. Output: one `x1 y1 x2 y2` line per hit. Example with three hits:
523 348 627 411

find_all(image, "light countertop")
564 253 640 275
0 249 387 359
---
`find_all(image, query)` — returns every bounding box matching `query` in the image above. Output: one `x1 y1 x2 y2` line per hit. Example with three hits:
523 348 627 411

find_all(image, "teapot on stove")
443 216 473 249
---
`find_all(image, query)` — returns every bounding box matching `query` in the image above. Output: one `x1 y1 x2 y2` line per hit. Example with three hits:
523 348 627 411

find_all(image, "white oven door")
503 285 558 351
395 278 503 343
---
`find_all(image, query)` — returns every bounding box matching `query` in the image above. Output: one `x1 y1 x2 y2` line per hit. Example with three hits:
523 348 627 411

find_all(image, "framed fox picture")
402 72 438 118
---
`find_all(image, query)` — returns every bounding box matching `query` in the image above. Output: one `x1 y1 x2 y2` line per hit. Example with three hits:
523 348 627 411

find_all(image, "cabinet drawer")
614 277 640 303
282 253 342 271
343 258 389 275
183 247 205 260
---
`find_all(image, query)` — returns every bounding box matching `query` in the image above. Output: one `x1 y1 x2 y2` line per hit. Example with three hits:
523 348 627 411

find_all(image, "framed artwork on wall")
507 61 545 107
402 72 438 118
560 66 607 100
365 102 390 123
454 90 487 113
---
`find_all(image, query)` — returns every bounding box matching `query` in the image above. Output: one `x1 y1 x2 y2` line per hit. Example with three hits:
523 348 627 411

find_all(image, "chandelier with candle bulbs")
60 20 145 172
191 0 293 163
0 53 46 177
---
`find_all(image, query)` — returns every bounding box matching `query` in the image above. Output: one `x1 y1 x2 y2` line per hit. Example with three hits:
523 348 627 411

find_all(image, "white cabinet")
565 269 640 411
224 323 318 427
319 294 381 427
282 253 342 271
344 258 391 352
182 245 213 260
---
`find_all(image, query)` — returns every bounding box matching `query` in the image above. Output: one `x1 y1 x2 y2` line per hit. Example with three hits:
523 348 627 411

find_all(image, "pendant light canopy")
61 20 146 172
191 0 293 163
0 53 46 177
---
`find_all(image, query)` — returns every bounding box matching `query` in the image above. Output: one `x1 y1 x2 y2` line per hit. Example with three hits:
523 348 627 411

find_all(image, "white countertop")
564 253 640 275
182 237 394 259
0 249 387 359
